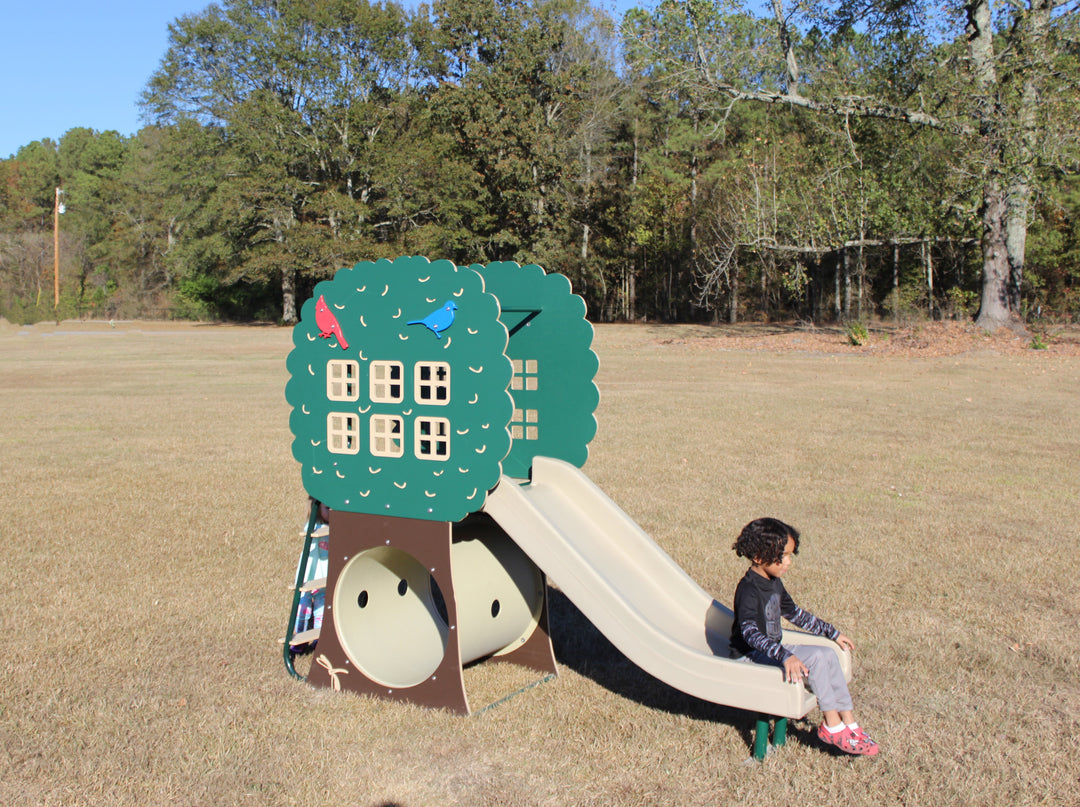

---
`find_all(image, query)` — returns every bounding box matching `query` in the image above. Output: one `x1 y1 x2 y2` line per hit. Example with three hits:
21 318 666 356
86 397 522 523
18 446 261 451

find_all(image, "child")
730 517 879 756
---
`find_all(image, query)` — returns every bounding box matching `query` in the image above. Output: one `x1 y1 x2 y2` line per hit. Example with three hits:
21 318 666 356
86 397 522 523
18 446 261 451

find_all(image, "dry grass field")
1 319 1078 806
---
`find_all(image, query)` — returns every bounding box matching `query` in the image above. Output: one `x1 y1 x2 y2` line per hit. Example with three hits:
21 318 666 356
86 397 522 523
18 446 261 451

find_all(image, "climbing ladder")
283 501 328 680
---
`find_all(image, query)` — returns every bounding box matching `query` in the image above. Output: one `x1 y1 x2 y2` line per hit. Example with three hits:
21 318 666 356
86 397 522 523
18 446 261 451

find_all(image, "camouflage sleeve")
786 605 840 640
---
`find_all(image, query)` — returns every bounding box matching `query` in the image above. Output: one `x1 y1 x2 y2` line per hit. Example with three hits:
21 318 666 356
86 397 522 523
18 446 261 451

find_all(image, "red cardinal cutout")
315 295 349 350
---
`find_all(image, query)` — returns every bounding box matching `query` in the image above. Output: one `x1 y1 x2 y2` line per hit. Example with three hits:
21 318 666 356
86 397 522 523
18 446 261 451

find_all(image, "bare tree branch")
682 0 974 136
705 82 975 135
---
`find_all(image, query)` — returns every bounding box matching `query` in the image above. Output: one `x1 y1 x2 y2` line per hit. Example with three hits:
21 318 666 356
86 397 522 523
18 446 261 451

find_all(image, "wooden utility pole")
53 187 62 309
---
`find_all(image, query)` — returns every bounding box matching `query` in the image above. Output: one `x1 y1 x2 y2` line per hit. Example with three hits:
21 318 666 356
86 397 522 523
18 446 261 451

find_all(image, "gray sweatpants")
737 644 853 713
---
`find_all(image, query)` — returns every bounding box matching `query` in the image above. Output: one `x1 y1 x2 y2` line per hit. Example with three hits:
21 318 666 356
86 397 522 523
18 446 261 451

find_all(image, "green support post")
774 717 788 747
753 715 789 761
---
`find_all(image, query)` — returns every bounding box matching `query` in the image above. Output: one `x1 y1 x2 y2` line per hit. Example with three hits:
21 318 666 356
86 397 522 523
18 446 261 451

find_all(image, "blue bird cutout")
407 301 458 339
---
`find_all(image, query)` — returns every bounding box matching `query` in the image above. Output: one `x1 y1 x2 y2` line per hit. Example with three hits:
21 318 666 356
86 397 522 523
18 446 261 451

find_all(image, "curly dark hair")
732 517 800 565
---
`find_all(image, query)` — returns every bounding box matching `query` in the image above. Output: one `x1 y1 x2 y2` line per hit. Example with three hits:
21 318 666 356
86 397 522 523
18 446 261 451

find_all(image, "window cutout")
414 417 450 460
510 408 539 441
414 361 450 406
510 358 539 392
370 361 404 403
370 415 404 458
327 412 361 455
327 360 360 401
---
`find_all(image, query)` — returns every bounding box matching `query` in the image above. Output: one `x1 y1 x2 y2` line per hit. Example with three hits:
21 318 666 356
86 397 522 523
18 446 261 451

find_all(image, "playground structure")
283 256 850 754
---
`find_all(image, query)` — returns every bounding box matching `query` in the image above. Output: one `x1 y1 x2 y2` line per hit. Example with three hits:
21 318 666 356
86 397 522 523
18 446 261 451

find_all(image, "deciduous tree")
666 0 1079 330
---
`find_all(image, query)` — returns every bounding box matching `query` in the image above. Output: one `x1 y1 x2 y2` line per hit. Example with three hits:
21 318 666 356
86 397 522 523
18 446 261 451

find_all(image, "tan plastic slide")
482 456 851 719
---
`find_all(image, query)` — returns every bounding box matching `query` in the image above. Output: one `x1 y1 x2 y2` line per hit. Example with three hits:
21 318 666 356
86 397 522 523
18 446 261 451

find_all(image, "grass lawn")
1 319 1077 806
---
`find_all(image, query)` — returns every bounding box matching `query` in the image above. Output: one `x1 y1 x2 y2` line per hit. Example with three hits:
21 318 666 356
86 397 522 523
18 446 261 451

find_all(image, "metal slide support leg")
753 716 770 760
752 715 788 761
774 717 788 747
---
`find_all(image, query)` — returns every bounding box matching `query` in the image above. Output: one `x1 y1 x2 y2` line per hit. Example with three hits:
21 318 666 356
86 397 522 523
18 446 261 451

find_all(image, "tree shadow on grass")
547 588 782 753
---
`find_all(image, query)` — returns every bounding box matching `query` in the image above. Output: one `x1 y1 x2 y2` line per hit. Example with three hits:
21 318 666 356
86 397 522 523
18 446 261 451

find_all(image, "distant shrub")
845 320 869 346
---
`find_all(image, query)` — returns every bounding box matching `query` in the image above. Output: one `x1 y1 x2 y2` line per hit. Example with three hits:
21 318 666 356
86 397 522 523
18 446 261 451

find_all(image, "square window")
327 412 361 455
370 415 404 458
510 408 539 441
327 360 359 400
414 417 450 461
326 360 360 401
414 361 450 406
511 357 538 393
370 361 404 403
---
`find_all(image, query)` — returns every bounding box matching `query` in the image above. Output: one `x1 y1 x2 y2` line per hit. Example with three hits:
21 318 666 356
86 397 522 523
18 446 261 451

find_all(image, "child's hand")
783 656 808 685
835 633 855 652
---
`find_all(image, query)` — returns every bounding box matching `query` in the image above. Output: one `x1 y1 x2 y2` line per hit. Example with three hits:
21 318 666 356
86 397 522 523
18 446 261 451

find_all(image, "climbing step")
288 628 321 646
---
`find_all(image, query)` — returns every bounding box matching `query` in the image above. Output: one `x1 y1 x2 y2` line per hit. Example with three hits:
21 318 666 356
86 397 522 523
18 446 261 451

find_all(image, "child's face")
755 535 796 579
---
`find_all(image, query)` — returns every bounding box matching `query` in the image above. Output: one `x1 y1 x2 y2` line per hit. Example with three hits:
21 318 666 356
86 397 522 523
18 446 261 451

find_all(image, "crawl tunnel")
331 525 545 689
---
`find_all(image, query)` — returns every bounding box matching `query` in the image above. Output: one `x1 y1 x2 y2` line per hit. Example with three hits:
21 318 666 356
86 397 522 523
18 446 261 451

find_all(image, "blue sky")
0 1 210 159
1 0 646 161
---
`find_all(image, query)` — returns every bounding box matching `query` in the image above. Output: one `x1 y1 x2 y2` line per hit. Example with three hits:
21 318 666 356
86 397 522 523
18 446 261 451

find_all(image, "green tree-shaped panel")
470 262 599 479
286 256 513 522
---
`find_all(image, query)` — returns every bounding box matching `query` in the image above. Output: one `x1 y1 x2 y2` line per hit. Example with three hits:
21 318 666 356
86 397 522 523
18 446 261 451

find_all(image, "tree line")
1 0 1077 328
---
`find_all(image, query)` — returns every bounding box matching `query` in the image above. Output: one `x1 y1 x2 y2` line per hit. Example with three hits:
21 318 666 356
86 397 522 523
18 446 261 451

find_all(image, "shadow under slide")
482 456 851 720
